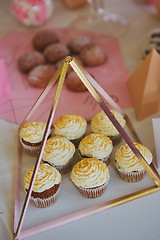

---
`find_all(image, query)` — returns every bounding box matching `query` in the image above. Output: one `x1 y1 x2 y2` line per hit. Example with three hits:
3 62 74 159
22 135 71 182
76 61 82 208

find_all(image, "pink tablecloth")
0 28 132 124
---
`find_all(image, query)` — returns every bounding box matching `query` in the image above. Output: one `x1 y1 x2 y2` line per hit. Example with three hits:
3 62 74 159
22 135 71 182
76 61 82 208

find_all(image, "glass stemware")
70 0 129 38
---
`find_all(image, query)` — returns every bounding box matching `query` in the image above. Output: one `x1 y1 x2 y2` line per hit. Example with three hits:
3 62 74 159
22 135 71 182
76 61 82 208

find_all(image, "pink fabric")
0 28 132 124
0 58 10 98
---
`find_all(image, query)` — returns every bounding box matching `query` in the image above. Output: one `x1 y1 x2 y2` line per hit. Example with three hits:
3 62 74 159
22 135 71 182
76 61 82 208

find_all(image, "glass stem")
88 0 105 16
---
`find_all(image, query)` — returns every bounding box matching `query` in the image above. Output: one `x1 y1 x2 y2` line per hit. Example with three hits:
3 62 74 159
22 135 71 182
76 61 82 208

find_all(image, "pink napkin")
0 58 10 98
0 29 132 124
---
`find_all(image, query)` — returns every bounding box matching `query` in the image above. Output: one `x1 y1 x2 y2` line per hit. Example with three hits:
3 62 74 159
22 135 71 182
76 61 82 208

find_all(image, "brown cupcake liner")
101 154 111 166
20 137 41 157
109 134 122 146
116 167 146 182
70 134 86 148
42 156 74 175
77 180 109 198
25 185 60 208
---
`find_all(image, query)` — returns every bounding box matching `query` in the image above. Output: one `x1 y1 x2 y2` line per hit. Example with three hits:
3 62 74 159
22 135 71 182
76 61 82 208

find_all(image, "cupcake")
42 136 75 175
78 133 113 165
91 109 126 145
24 163 61 208
114 142 153 182
70 158 110 198
19 121 51 156
53 114 87 147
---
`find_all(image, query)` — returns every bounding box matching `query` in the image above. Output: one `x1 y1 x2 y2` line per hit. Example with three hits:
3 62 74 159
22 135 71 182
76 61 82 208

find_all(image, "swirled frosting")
24 164 61 192
91 110 126 136
42 136 75 166
70 158 110 188
78 133 113 159
20 121 50 143
53 114 87 140
115 143 153 172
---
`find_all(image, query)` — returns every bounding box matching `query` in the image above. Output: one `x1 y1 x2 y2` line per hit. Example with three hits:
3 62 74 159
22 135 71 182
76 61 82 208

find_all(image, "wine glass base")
69 11 129 38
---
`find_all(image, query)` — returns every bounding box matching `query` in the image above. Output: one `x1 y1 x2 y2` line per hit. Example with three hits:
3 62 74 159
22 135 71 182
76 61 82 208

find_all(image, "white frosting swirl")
115 143 153 172
24 164 61 192
20 121 50 143
78 133 113 159
70 158 110 188
91 110 126 136
42 136 75 166
53 114 87 140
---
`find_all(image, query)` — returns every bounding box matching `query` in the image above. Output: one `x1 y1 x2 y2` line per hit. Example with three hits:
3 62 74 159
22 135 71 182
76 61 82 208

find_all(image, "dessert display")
42 136 75 175
114 142 153 182
70 158 110 198
10 27 160 240
17 29 108 91
53 114 87 147
12 28 158 236
78 133 113 165
19 115 154 206
91 109 126 145
19 121 51 156
28 64 56 88
24 163 61 208
17 105 157 240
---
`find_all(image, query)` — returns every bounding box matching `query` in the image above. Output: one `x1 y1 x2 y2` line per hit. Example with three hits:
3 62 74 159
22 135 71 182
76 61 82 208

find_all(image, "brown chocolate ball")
43 43 70 64
18 51 45 73
79 44 107 66
67 36 91 54
65 70 87 92
33 29 59 52
28 64 56 88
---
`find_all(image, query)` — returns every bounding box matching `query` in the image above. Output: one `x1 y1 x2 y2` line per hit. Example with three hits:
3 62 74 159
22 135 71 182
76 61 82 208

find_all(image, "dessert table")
1 0 160 240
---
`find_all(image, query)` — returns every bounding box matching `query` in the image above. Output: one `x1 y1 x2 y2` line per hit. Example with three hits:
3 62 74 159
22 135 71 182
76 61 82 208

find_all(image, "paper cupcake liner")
77 179 109 198
25 185 60 208
78 152 111 166
20 137 41 157
109 134 122 146
55 160 73 175
70 134 86 148
116 166 146 182
101 154 111 166
42 156 74 175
